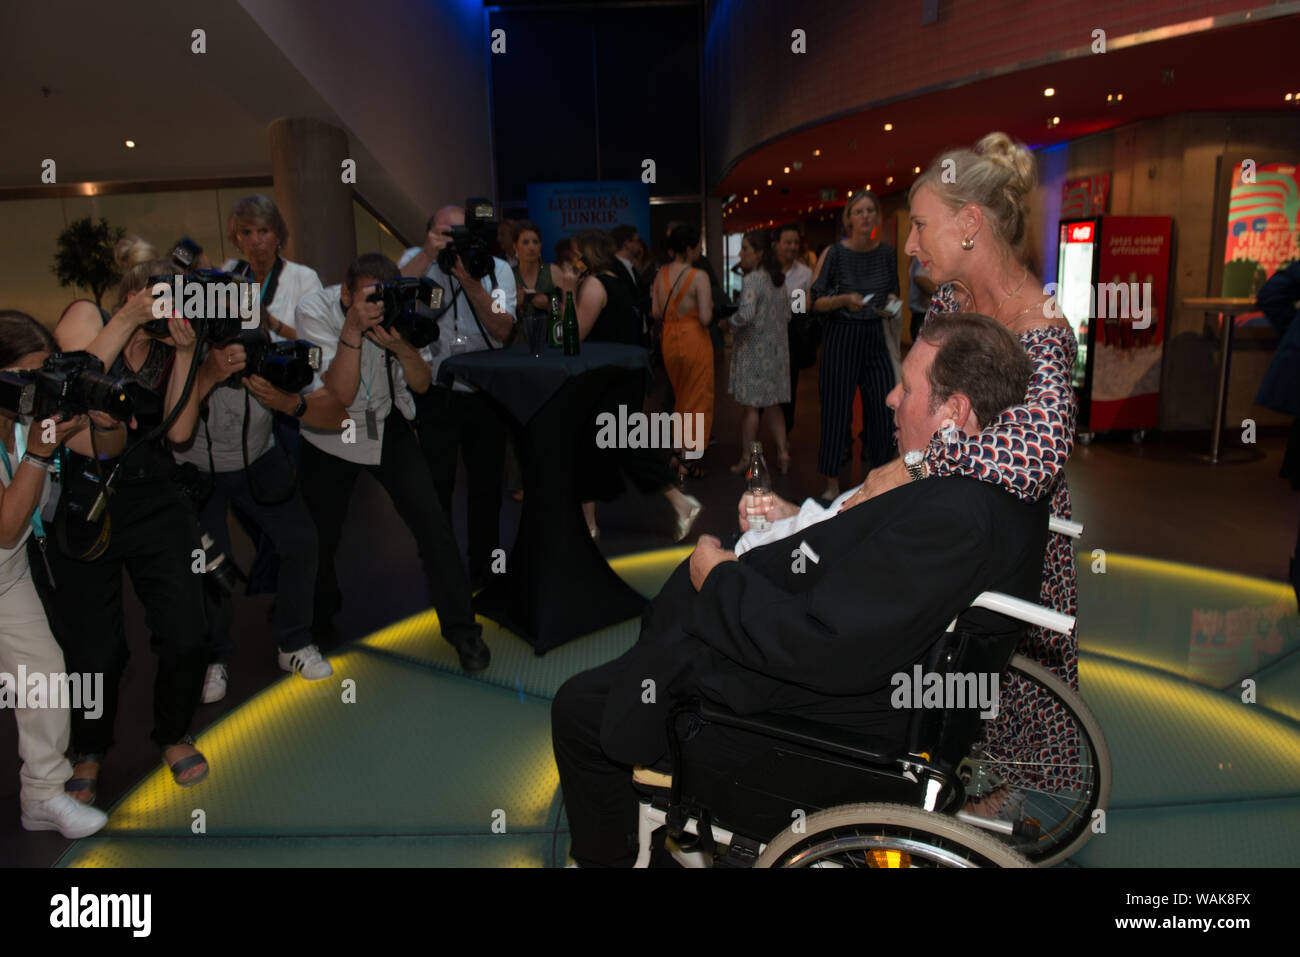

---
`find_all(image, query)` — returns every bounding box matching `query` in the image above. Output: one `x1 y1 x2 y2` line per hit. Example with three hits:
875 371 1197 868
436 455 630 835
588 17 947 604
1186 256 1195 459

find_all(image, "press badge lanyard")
357 350 379 441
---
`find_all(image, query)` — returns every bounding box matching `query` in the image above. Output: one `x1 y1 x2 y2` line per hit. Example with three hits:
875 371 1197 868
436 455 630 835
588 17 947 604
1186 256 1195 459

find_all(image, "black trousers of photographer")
39 477 208 754
298 411 482 646
199 448 318 662
415 387 507 581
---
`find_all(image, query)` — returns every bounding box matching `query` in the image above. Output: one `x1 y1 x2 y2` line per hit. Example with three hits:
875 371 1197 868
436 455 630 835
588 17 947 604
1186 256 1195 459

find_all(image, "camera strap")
452 266 501 350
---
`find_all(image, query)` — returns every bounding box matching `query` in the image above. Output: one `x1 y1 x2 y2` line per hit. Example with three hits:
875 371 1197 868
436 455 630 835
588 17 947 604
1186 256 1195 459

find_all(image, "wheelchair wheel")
968 654 1112 867
754 803 1031 868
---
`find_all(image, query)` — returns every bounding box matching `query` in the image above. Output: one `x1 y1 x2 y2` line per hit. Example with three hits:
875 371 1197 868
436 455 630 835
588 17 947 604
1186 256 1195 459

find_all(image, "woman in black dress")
572 231 701 542
810 190 900 500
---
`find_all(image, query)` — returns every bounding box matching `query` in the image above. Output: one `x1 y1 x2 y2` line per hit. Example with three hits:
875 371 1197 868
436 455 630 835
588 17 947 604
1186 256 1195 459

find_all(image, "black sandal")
65 753 103 805
162 735 209 789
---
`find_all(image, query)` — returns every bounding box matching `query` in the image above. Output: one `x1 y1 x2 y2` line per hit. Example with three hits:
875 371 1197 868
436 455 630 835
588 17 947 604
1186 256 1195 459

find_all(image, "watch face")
904 450 923 466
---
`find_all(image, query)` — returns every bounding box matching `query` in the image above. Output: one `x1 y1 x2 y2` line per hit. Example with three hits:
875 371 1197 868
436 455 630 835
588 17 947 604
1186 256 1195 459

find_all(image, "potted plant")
52 216 125 308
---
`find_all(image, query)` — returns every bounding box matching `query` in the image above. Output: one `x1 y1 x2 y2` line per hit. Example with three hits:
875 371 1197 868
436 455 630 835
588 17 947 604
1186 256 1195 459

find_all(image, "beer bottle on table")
548 290 562 348
745 441 771 531
562 290 580 356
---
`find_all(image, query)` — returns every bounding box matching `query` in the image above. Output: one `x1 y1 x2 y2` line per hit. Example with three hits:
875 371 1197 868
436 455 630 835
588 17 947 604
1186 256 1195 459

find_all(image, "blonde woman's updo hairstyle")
113 235 157 270
911 132 1036 249
226 194 289 249
115 258 177 312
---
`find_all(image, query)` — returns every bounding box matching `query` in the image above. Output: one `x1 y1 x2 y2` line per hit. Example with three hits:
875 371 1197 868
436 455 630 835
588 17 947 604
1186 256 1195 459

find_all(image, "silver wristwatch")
903 449 926 481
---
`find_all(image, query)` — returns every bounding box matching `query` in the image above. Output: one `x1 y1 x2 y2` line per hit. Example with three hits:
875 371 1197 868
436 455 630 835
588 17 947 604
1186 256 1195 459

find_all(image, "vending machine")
1055 215 1174 436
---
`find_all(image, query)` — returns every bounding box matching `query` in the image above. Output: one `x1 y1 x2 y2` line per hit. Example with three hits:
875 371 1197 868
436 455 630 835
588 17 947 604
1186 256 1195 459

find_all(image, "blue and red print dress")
924 284 1082 787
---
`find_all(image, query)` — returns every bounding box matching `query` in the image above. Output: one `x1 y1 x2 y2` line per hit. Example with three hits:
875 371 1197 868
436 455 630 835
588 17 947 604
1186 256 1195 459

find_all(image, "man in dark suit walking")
552 313 1053 867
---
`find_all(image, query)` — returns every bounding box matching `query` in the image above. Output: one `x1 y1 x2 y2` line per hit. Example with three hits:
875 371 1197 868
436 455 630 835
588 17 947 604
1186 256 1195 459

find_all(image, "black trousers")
41 480 208 753
817 318 897 475
297 413 481 646
198 449 317 662
781 325 801 434
415 388 507 579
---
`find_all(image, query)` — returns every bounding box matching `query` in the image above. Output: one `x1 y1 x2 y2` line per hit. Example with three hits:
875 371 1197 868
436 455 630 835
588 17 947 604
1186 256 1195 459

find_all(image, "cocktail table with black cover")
439 342 651 653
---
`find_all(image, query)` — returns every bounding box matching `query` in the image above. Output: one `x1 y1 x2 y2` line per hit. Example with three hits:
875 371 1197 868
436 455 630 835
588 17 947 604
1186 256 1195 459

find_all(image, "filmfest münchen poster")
1222 162 1300 324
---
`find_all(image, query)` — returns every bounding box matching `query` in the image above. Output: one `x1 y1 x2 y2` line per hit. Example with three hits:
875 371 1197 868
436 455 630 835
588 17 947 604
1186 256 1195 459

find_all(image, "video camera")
365 277 443 349
436 197 498 280
231 330 321 393
0 351 134 422
143 270 255 341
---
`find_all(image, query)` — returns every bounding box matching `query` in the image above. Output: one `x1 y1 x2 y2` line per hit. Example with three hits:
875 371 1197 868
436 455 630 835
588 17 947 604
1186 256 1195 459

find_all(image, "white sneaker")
22 793 109 839
201 664 228 704
278 644 333 681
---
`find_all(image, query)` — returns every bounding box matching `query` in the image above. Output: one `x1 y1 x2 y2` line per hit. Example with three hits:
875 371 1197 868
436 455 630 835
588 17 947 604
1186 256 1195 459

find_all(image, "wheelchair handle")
946 591 1076 636
1049 516 1083 539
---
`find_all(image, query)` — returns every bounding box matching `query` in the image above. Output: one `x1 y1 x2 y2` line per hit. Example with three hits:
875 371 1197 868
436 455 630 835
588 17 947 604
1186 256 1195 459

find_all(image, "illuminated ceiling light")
866 184 871 190
124 139 136 148
913 165 921 173
766 178 773 185
753 189 758 195
1287 93 1294 101
1117 93 1123 101
883 123 893 131
783 166 791 174
1043 87 1055 97
847 190 853 197
886 176 894 185
1051 116 1060 126
812 149 821 157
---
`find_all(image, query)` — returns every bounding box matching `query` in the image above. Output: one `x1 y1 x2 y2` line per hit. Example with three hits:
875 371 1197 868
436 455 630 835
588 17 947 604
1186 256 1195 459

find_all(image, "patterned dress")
923 285 1082 789
729 269 791 407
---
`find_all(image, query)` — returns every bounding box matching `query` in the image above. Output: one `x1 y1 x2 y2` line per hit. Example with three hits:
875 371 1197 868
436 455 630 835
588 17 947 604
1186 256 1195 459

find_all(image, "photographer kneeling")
295 253 489 671
45 250 212 804
0 312 111 837
173 329 349 704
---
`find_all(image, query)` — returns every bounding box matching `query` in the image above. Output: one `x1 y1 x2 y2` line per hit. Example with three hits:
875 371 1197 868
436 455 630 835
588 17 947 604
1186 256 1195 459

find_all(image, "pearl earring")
961 237 975 250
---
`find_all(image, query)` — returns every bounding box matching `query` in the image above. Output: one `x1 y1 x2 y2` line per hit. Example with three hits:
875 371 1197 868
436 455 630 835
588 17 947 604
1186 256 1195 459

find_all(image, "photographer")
173 332 350 704
43 248 212 805
399 205 516 589
295 253 490 671
0 312 110 838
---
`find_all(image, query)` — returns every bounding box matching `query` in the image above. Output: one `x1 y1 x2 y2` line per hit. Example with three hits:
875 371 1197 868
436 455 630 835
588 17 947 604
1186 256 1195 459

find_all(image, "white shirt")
397 248 516 393
0 429 49 586
222 258 323 344
295 285 415 467
616 255 639 286
172 384 276 474
783 260 813 314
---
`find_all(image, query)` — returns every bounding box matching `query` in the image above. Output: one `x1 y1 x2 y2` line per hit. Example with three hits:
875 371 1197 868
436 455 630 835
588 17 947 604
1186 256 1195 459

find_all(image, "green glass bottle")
562 290 580 356
548 290 562 348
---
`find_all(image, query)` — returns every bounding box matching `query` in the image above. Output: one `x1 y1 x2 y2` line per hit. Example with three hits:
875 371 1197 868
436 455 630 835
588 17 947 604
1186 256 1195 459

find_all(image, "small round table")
439 343 651 653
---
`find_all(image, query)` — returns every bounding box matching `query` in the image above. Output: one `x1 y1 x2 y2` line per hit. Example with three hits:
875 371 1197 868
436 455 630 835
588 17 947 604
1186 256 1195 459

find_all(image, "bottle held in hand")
745 441 771 531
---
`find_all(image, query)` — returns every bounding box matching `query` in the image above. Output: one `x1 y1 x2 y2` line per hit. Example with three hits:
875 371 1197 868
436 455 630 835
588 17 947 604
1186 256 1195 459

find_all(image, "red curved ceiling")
716 13 1300 233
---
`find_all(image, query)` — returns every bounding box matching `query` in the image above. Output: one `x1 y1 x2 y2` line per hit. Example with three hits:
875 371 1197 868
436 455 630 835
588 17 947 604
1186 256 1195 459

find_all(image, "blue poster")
526 180 651 260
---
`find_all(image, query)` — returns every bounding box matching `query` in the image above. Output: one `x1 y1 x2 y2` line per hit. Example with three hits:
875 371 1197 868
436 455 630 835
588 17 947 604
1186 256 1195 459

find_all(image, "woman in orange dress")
651 224 714 476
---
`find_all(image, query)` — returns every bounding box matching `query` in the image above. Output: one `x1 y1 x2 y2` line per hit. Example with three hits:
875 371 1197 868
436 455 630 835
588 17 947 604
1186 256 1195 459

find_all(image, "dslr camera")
0 351 133 421
230 330 322 393
436 198 498 280
143 270 254 341
365 277 444 349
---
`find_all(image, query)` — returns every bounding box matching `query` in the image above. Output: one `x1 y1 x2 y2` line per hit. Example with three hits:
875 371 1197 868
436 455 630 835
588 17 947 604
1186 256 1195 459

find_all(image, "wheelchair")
630 518 1110 869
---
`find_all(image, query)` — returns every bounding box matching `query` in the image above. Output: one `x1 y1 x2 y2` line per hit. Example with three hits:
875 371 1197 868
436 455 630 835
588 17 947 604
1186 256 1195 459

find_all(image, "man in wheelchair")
552 312 1050 867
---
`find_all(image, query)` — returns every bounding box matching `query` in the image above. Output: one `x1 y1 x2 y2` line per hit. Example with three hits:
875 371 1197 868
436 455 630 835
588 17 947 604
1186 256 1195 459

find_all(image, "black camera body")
0 351 133 421
365 278 443 349
143 270 253 341
236 330 321 393
435 197 498 280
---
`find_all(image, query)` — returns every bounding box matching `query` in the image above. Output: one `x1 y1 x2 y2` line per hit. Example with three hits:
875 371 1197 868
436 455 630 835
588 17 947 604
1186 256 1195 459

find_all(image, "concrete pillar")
268 117 356 286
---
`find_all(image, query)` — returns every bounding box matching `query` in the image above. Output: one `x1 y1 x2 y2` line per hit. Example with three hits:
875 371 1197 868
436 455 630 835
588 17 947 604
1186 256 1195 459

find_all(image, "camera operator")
43 246 212 805
399 205 516 589
0 311 111 838
295 253 490 671
172 333 350 704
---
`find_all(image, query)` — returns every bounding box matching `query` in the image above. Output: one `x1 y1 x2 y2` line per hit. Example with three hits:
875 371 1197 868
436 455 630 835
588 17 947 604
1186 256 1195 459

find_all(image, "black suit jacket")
599 475 1050 764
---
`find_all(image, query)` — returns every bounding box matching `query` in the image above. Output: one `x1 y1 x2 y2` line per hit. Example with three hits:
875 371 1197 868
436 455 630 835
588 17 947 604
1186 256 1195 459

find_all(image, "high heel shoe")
673 495 702 543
